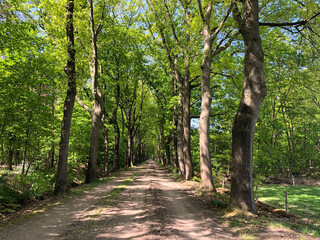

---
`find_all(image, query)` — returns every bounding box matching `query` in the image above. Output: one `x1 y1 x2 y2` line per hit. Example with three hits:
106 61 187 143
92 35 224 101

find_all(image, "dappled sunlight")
54 160 239 239
0 168 139 240
2 160 308 240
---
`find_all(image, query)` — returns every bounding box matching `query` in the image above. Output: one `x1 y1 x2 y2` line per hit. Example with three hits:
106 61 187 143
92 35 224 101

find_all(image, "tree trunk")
113 123 120 171
172 78 178 169
172 120 178 168
101 113 109 175
14 150 20 167
22 126 30 175
50 94 55 169
157 136 161 163
7 144 13 171
230 0 267 213
85 0 104 183
142 143 145 161
178 81 185 175
139 142 143 163
85 100 102 183
159 127 165 165
183 76 193 180
134 136 140 164
127 127 134 167
199 15 215 190
49 142 55 168
165 135 171 166
54 0 76 195
113 83 120 172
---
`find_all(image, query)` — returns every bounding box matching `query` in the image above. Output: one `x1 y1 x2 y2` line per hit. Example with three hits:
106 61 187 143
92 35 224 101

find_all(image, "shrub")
0 185 29 213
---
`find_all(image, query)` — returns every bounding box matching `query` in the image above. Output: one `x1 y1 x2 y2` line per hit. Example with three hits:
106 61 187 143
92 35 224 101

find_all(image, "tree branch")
76 36 90 59
20 10 58 44
190 82 201 89
190 84 220 106
76 95 92 115
212 2 233 40
147 0 179 80
231 0 242 24
259 11 320 27
212 31 239 57
95 1 106 36
197 0 205 22
190 75 200 84
162 0 185 57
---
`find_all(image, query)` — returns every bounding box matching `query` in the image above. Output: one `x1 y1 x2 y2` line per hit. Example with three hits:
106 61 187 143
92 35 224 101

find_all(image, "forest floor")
0 160 318 240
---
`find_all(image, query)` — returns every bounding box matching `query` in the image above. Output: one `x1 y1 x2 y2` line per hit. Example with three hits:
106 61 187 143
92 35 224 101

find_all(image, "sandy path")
1 160 309 239
59 160 238 239
1 160 238 240
0 167 140 240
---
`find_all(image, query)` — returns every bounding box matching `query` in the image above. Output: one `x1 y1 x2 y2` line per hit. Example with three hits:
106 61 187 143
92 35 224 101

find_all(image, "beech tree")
54 0 77 195
229 0 320 212
82 0 106 183
229 0 267 213
196 0 238 190
146 0 199 179
1 0 320 213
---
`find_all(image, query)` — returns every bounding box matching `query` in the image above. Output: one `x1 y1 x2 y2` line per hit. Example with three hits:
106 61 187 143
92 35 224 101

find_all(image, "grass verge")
258 184 320 221
257 184 320 237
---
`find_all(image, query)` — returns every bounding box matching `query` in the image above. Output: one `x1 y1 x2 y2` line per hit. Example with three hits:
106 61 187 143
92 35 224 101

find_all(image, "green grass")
258 185 320 221
258 184 320 237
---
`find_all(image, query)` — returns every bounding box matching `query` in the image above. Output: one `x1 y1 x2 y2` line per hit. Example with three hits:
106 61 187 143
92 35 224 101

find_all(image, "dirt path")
59 160 238 240
0 160 313 239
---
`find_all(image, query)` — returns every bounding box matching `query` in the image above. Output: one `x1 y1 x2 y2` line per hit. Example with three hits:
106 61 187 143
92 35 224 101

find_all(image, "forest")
0 0 319 219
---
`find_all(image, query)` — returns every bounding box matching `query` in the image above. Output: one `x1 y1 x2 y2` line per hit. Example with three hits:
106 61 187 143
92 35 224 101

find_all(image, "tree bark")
177 82 185 175
127 126 134 167
50 96 55 168
182 3 193 180
230 0 267 213
113 82 121 172
85 0 104 183
101 113 109 175
85 102 102 183
172 78 178 169
183 75 193 179
7 144 13 171
172 116 178 168
198 1 215 190
54 0 76 195
165 135 171 166
113 122 120 171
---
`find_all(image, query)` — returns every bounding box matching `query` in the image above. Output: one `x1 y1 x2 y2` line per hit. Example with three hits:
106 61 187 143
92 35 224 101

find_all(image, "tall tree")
197 0 215 190
54 0 76 195
197 0 233 190
230 0 267 213
85 0 105 183
146 0 197 179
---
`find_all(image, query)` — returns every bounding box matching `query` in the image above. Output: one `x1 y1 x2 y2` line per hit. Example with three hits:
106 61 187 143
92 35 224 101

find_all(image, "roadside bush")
12 168 56 199
0 185 29 213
